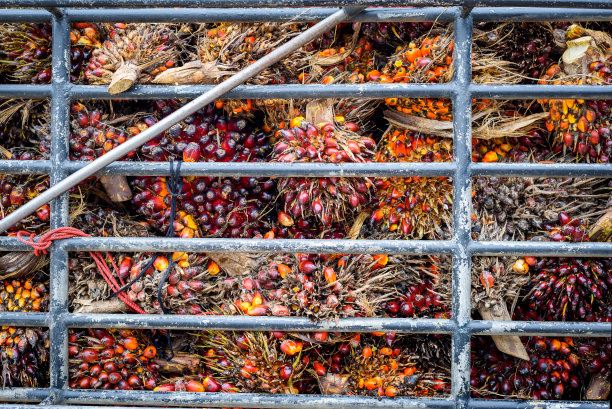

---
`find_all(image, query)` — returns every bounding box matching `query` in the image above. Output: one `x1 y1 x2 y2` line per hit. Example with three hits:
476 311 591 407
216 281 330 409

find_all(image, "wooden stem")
586 373 610 400
589 208 612 242
75 298 128 314
99 175 133 202
478 303 529 360
152 60 228 85
108 62 140 95
153 352 201 374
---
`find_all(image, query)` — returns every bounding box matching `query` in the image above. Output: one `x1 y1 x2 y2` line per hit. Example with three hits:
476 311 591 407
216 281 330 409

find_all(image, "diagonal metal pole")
0 6 364 234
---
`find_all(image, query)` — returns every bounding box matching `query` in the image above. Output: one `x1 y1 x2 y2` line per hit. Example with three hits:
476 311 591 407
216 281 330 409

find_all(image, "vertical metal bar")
451 8 473 409
48 7 71 403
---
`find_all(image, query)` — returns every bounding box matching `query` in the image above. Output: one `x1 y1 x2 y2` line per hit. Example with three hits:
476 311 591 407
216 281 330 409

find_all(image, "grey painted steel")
450 10 472 407
3 0 612 7
0 3 611 408
0 6 364 234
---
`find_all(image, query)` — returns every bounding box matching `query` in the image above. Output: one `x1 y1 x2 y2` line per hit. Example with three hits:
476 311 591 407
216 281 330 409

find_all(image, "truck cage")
0 1 611 408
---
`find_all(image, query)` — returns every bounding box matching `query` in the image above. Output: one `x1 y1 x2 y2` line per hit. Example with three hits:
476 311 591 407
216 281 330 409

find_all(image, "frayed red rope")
17 227 146 315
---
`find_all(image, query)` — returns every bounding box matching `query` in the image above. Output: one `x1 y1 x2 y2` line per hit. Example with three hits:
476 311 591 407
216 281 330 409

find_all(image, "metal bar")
64 314 456 333
0 160 52 175
469 401 610 409
0 84 53 97
450 9 472 408
0 312 49 327
62 390 455 409
470 241 612 257
470 84 612 99
3 0 612 8
470 162 612 177
0 6 365 234
0 389 53 403
3 6 612 24
47 9 71 402
469 320 612 337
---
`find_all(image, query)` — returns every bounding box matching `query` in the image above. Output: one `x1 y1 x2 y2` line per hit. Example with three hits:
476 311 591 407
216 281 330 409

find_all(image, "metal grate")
0 2 611 408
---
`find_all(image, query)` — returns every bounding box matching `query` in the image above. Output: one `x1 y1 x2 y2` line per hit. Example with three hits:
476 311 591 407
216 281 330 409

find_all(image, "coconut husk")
384 109 547 140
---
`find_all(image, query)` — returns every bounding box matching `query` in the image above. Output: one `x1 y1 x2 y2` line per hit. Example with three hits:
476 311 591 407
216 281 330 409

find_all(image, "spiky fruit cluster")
0 23 100 83
0 279 48 313
0 156 50 235
476 22 556 81
84 23 179 94
68 328 160 390
319 334 451 397
111 253 224 315
471 177 610 241
573 337 611 380
471 336 583 400
224 253 406 321
370 177 452 239
193 331 315 394
0 278 50 388
376 127 453 163
132 100 274 238
272 117 375 227
0 327 49 388
537 27 612 162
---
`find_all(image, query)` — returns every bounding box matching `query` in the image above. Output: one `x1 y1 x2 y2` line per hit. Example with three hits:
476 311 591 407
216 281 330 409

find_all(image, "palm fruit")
537 26 612 162
272 116 375 228
0 278 50 388
318 334 451 397
84 23 181 94
0 152 50 235
132 100 274 238
377 127 453 163
68 328 160 390
183 331 317 394
0 23 101 83
573 337 611 381
475 22 557 81
370 176 452 239
70 204 151 238
471 335 584 400
472 177 611 242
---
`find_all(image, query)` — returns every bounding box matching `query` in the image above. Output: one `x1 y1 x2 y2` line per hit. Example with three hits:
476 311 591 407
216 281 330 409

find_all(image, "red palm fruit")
280 340 303 355
272 117 374 229
299 260 317 275
185 380 204 392
84 24 181 94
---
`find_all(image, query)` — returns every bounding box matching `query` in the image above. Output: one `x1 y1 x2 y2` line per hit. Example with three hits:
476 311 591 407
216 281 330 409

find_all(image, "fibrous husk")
384 108 547 140
0 251 46 280
589 208 612 242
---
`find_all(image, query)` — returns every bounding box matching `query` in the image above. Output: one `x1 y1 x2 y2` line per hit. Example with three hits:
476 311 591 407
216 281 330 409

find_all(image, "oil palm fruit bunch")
272 116 375 228
474 22 557 82
0 99 48 149
318 334 451 397
0 278 50 388
186 331 317 394
0 153 50 235
84 23 181 94
0 23 101 83
68 328 160 390
573 337 611 381
223 252 414 321
132 100 274 238
113 252 224 315
471 335 583 400
370 176 453 239
537 25 612 162
472 177 610 242
376 127 453 163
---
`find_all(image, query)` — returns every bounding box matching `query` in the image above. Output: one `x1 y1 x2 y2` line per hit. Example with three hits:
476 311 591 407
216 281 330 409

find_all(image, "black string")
106 160 183 360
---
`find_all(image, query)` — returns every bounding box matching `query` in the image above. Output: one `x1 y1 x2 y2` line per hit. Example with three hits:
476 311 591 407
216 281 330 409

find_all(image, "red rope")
17 227 147 315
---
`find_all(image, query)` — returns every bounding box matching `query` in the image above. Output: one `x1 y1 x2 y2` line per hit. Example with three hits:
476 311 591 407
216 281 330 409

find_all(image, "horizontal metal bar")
0 388 52 402
69 83 455 100
64 7 458 22
469 400 610 409
65 161 456 177
470 162 612 177
64 314 456 333
57 237 457 254
4 0 612 8
0 312 48 327
0 160 52 175
62 390 455 409
3 6 611 23
470 320 612 337
0 85 52 99
470 84 612 99
471 241 612 257
0 238 36 251
0 9 52 22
